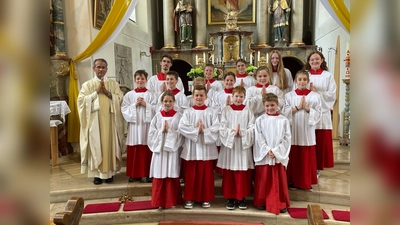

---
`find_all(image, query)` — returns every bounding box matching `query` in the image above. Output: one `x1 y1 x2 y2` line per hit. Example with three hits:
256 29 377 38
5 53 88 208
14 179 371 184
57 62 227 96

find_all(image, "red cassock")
253 164 290 215
183 160 215 202
287 145 318 189
221 169 253 200
126 145 152 178
151 178 182 208
315 130 334 170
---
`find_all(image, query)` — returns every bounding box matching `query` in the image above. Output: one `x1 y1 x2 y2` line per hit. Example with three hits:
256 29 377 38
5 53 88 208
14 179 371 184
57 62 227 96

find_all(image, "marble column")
256 0 269 46
52 0 67 56
163 1 176 49
194 0 207 49
290 0 305 46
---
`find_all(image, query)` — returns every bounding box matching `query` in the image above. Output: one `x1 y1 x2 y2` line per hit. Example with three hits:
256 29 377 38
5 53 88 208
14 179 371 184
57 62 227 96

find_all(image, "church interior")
50 0 351 224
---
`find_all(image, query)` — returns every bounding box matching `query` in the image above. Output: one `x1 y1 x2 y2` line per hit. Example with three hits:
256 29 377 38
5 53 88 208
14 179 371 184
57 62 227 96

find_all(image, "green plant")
246 65 257 74
187 67 204 78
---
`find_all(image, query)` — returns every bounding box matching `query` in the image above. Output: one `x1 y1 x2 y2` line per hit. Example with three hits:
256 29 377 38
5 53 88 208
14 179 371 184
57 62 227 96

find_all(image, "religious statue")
269 0 291 42
174 0 193 43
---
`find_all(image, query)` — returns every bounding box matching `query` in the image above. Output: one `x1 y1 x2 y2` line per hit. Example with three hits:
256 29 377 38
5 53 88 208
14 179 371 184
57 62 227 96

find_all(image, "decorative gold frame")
207 0 256 25
93 0 114 29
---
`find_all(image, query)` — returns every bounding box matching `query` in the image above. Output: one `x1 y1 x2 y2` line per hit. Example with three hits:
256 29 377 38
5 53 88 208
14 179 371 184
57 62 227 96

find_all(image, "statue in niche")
269 0 291 42
174 0 193 43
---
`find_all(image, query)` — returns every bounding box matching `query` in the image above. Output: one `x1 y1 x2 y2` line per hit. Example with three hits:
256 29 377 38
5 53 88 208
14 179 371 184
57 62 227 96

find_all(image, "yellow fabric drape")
327 0 350 33
67 0 133 142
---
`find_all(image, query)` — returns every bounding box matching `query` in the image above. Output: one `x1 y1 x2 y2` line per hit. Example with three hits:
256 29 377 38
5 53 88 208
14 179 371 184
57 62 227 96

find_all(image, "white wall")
65 0 153 88
314 0 350 137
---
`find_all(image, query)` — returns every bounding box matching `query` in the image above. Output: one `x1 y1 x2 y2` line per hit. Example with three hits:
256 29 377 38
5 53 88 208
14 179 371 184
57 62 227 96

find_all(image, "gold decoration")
119 192 133 203
55 61 70 76
286 51 291 55
174 53 179 59
223 36 239 62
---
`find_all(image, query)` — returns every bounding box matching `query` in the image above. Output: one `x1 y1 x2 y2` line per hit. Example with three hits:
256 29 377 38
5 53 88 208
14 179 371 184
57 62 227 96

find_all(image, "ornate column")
195 0 207 49
340 78 350 145
52 0 67 56
162 1 176 49
51 0 73 155
256 0 269 46
290 0 305 46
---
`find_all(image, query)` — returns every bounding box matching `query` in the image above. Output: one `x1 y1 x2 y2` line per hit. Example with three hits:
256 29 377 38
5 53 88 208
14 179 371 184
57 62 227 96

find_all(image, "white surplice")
245 85 285 117
284 91 322 145
121 90 157 145
308 70 336 129
271 68 294 95
146 74 185 95
148 111 183 178
156 91 189 114
234 75 256 89
179 107 219 160
254 113 291 168
217 105 255 170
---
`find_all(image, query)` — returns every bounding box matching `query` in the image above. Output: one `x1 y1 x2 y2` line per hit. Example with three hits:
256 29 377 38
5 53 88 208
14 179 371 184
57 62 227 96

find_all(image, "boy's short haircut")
134 70 148 80
205 63 215 69
232 86 246 96
166 71 179 80
193 85 207 95
223 71 236 81
262 93 279 105
294 69 310 81
160 54 173 63
160 91 176 103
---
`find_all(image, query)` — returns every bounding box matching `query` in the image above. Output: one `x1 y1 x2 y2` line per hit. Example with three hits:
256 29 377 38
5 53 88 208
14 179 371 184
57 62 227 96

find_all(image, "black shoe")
105 176 114 183
289 183 298 190
280 208 287 213
145 177 152 183
226 199 235 210
128 177 141 182
238 198 247 210
256 206 266 210
93 177 102 185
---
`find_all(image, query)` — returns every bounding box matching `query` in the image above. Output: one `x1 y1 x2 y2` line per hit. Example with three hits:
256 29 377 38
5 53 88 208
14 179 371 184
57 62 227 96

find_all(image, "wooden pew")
307 204 328 225
50 197 84 225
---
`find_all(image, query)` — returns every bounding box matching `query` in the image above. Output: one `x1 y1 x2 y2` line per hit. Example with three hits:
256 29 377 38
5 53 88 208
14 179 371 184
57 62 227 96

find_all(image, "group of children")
120 51 336 215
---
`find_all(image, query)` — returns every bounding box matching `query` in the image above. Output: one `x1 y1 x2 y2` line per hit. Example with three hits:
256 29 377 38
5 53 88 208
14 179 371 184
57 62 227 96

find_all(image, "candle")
245 57 247 61
211 54 214 64
257 51 260 61
203 52 206 63
195 55 198 65
217 58 219 64
266 52 269 62
249 53 252 65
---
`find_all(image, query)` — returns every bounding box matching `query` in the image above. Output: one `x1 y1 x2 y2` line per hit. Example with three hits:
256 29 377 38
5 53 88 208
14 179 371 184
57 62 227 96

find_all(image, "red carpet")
159 221 263 225
123 200 158 211
287 207 329 219
332 210 350 222
83 202 121 214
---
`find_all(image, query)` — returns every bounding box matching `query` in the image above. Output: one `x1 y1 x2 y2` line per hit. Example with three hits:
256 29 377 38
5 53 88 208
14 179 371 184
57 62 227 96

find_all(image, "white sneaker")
202 202 211 208
184 201 194 209
317 170 320 178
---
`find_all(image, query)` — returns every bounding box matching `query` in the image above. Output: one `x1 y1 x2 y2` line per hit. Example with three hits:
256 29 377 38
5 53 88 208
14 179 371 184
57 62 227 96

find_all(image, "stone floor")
50 140 350 225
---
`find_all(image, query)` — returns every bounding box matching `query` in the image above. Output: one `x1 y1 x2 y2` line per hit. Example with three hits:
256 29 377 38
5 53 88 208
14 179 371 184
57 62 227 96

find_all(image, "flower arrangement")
246 65 257 76
187 67 218 78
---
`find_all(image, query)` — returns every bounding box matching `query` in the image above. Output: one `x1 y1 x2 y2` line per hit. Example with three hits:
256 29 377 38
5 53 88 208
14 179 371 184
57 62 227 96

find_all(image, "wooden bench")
50 197 84 225
307 204 328 225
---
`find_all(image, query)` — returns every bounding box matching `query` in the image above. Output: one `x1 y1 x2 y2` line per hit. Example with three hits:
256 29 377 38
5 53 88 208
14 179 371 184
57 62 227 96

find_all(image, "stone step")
50 171 349 207
50 196 350 225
